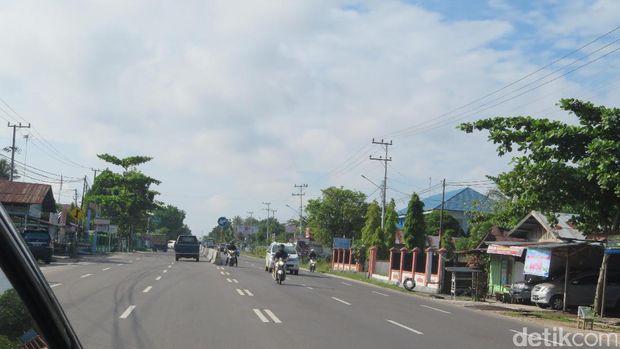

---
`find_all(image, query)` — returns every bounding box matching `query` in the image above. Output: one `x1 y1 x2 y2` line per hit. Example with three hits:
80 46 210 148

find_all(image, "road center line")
420 304 451 314
232 279 239 283
253 309 269 323
331 297 351 305
236 288 245 295
50 283 62 288
386 319 423 334
102 267 111 271
226 278 232 283
80 273 93 279
372 291 389 297
244 289 254 296
120 305 136 319
143 286 152 293
264 309 282 323
341 282 353 286
155 276 162 281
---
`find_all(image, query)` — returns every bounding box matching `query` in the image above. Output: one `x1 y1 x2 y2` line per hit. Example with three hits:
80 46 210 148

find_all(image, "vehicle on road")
531 271 620 310
273 258 286 284
308 258 316 272
226 249 238 267
22 230 53 264
174 235 200 262
205 238 216 249
150 234 168 252
265 242 299 275
218 243 227 252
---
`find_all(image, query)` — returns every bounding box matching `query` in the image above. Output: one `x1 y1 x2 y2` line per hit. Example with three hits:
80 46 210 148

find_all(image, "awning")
487 244 526 257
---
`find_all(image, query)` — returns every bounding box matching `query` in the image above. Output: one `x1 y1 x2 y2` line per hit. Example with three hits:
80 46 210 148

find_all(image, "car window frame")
0 203 82 348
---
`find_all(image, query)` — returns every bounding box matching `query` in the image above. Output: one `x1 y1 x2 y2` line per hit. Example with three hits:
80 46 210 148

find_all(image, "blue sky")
0 0 618 235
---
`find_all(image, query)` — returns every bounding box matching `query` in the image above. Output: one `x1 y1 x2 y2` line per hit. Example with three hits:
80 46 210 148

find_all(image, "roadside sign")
151 216 161 225
217 217 229 227
70 207 85 220
333 238 352 249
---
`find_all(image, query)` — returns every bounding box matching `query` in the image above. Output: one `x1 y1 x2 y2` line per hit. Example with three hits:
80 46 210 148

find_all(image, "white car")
265 242 299 275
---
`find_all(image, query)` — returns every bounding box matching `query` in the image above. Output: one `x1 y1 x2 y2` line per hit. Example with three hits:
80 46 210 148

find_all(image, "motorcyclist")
273 244 288 262
308 249 317 260
226 241 237 265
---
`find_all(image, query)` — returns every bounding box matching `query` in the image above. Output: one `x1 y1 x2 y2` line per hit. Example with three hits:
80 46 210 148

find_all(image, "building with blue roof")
397 187 493 233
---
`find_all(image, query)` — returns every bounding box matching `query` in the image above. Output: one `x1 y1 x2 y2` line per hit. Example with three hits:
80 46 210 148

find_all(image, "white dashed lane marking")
236 289 245 295
341 282 353 286
253 309 269 323
263 309 282 323
50 283 62 288
143 286 152 293
420 305 451 314
232 279 239 283
372 291 389 297
386 320 423 335
244 289 254 296
80 273 93 279
156 276 162 281
331 297 351 306
120 305 136 319
163 270 167 273
226 278 232 283
102 267 111 271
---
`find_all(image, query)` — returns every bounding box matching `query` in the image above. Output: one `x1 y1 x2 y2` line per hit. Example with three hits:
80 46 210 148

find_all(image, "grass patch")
502 309 575 323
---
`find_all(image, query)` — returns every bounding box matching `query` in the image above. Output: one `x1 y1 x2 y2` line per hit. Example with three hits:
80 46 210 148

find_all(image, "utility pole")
7 122 30 181
57 174 63 204
370 138 392 230
262 202 271 243
22 134 29 178
438 178 446 248
292 184 308 239
247 211 254 219
91 168 99 183
81 176 87 210
73 189 78 206
270 209 277 241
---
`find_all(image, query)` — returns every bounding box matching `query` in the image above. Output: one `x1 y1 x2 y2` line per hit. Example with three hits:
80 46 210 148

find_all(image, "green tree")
402 193 426 250
459 98 620 314
85 154 160 250
383 199 398 258
361 200 381 251
305 186 368 246
151 204 189 241
0 159 19 180
424 210 463 237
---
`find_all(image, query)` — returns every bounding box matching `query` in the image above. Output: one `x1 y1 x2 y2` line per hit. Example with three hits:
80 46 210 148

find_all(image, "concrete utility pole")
292 184 308 239
438 178 446 247
91 168 99 183
262 202 271 243
7 122 30 181
370 138 392 230
58 174 63 204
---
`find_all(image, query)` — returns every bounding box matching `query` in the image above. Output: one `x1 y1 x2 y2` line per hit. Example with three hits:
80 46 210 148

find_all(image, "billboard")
524 248 552 277
235 225 259 235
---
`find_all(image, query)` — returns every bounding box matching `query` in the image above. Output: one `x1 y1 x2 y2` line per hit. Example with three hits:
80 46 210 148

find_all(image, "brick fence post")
399 247 408 284
411 247 420 277
368 246 377 276
388 247 396 281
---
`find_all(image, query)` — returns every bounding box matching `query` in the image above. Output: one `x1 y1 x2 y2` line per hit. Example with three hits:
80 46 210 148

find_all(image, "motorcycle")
272 258 286 285
227 250 238 267
308 258 317 272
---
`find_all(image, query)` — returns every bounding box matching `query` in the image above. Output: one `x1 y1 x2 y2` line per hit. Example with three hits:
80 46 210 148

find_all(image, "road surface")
40 252 614 348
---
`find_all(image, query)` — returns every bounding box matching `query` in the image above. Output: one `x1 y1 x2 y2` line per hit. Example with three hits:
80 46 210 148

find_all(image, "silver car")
531 272 620 310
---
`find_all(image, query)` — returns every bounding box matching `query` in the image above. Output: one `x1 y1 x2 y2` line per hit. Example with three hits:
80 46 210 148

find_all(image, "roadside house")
0 180 56 232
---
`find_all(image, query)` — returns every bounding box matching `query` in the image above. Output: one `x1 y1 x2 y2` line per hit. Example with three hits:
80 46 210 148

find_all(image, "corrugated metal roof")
508 211 587 241
397 187 493 216
0 180 56 209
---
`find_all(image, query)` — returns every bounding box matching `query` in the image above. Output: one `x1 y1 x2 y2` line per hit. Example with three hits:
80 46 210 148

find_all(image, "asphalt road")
40 252 616 349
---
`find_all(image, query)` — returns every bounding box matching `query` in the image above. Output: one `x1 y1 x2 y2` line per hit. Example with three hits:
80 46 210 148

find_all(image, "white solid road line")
372 291 389 297
341 282 353 286
509 330 563 347
253 309 269 323
386 320 423 335
156 276 162 281
243 289 254 296
226 278 232 283
120 305 136 319
232 279 239 283
420 304 451 314
236 288 245 295
80 273 93 279
102 267 111 271
331 297 351 305
50 283 62 288
143 286 152 293
264 309 282 323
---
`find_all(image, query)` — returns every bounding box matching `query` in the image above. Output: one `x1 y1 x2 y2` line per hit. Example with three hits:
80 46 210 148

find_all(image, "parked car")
265 242 299 275
531 271 620 310
174 235 200 262
22 230 53 264
509 275 551 304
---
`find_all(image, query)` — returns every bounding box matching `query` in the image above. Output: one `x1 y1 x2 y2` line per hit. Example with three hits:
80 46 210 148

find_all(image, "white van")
265 242 299 275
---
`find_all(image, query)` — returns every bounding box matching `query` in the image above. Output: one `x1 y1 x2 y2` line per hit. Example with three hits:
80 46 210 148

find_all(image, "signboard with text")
333 238 352 249
524 248 552 277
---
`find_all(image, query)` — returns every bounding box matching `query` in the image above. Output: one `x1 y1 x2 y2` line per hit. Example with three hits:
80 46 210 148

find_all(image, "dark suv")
22 230 53 264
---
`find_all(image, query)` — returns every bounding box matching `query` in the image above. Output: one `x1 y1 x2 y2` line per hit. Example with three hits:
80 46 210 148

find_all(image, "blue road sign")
217 217 229 227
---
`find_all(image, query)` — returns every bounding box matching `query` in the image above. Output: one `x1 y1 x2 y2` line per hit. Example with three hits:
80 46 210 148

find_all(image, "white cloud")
0 0 617 232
